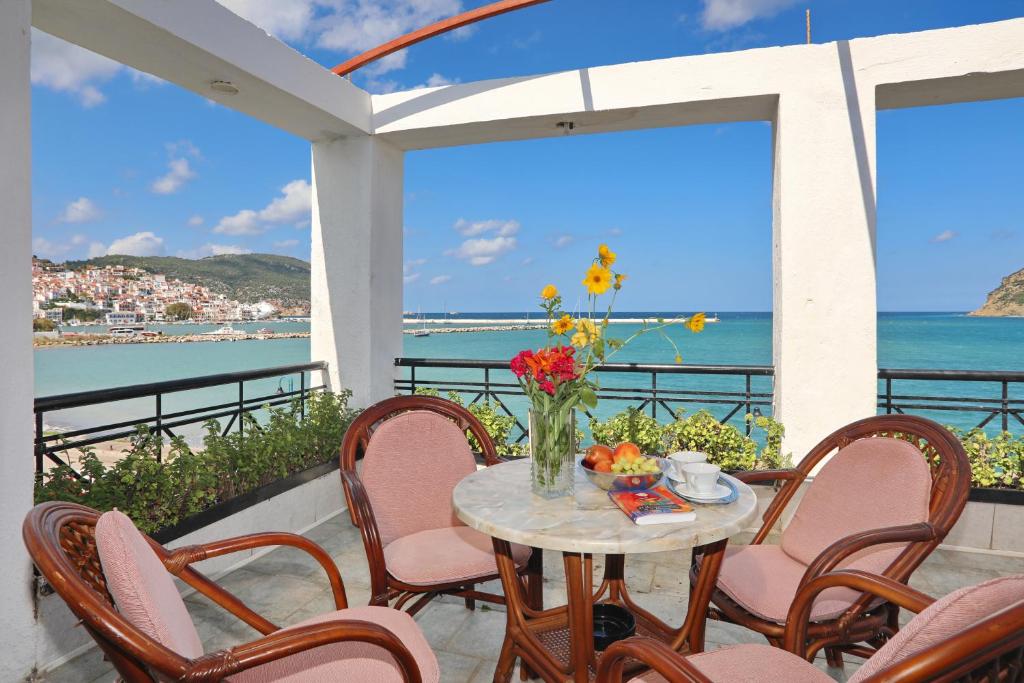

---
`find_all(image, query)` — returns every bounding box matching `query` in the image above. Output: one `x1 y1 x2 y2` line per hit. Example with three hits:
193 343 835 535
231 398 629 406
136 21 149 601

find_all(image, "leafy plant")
34 391 358 533
589 407 663 454
946 427 1023 489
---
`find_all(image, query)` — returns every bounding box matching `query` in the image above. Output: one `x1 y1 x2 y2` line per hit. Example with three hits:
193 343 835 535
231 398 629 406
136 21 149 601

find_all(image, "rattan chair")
689 414 971 666
340 395 539 615
598 571 1024 683
23 501 438 682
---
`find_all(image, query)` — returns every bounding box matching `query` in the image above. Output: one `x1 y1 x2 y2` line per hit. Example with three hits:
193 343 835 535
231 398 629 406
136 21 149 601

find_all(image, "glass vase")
528 408 577 498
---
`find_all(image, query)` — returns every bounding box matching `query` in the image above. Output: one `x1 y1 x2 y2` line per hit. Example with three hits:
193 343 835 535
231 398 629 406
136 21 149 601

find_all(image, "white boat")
705 313 721 323
108 327 137 338
413 307 430 336
256 327 273 334
204 325 243 336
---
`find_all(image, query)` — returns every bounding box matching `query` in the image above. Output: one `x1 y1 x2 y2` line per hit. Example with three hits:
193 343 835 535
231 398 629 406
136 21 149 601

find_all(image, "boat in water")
256 327 274 334
204 325 243 336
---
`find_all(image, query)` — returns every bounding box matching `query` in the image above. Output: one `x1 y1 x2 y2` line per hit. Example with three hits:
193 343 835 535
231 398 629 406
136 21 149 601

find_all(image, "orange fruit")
593 461 613 473
613 442 641 462
584 444 614 466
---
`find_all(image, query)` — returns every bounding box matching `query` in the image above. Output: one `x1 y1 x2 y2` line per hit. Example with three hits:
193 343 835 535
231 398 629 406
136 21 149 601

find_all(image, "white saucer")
666 473 731 501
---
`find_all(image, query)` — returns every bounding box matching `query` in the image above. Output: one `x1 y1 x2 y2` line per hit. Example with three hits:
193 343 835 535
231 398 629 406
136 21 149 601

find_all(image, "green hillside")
63 254 311 305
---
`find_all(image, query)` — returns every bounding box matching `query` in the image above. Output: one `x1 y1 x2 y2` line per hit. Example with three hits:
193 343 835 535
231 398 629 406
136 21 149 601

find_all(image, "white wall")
0 1 38 679
310 136 405 407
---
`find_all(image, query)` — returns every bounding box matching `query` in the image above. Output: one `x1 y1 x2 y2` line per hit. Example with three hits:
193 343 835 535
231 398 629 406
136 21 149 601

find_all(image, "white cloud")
607 227 623 236
214 179 312 235
454 218 520 237
403 258 426 284
30 30 164 106
30 30 121 107
553 234 573 248
931 230 958 243
58 197 101 224
215 0 317 41
177 243 252 259
700 0 798 30
521 256 534 266
151 158 196 194
447 236 517 266
33 235 88 259
151 142 200 195
429 275 452 285
99 231 166 257
187 215 205 227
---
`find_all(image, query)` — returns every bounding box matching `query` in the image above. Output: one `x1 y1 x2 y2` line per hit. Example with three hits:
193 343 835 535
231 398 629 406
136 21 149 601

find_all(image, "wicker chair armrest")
731 468 803 485
187 619 423 682
800 522 938 586
165 532 347 610
339 469 390 601
596 636 713 683
783 569 936 656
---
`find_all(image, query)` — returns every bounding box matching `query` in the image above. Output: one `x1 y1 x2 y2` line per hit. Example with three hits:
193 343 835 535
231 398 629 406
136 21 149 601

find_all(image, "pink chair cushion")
95 510 204 659
849 574 1024 682
384 526 532 586
715 545 877 623
360 411 478 546
781 437 931 572
630 643 831 683
227 605 439 682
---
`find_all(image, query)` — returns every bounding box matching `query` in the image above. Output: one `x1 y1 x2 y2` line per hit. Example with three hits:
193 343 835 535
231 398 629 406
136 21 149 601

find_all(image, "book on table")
609 485 696 525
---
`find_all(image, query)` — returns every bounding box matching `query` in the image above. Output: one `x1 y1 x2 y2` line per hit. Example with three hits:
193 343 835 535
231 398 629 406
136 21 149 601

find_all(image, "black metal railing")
878 368 1024 432
35 362 328 477
394 357 775 443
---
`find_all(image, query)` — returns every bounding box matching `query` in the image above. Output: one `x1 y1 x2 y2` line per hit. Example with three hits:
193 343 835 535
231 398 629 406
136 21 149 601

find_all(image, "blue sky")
29 0 1024 312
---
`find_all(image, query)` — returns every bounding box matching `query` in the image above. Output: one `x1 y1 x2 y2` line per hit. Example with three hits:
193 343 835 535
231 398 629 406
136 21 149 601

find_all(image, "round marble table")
453 459 759 683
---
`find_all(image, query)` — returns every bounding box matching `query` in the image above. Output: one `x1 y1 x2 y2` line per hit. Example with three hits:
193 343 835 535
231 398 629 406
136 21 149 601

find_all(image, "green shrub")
589 407 790 471
34 391 358 533
946 427 1023 489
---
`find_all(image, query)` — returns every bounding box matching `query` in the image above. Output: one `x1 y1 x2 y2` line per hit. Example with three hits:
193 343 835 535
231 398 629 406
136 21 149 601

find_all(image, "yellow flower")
570 331 589 348
598 244 617 268
685 312 706 333
540 284 558 300
582 264 613 295
674 354 683 364
551 314 574 335
576 317 599 339
614 273 626 290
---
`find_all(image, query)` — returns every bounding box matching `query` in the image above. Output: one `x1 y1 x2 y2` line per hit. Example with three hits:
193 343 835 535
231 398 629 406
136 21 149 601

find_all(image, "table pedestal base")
492 539 728 683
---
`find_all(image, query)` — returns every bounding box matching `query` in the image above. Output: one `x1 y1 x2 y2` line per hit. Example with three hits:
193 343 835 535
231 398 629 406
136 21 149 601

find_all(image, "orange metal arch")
331 0 553 77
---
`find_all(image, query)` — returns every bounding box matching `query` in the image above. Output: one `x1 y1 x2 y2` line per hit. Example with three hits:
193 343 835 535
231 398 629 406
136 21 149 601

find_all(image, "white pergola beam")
32 0 371 141
373 18 1024 150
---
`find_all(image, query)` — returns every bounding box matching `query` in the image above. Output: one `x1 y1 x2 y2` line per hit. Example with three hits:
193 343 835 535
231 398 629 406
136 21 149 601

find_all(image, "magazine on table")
609 485 696 525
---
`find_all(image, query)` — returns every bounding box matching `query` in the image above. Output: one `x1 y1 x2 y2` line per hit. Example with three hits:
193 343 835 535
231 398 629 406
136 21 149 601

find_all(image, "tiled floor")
46 513 1022 682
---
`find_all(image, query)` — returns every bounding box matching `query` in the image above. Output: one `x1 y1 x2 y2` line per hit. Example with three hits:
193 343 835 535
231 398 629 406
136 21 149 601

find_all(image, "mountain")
63 254 311 305
970 266 1024 317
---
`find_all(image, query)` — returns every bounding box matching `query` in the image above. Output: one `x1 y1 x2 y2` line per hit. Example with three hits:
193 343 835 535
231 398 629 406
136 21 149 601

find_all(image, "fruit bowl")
580 456 667 491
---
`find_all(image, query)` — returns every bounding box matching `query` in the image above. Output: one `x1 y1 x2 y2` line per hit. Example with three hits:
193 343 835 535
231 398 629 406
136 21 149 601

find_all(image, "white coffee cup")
682 462 721 494
668 451 707 477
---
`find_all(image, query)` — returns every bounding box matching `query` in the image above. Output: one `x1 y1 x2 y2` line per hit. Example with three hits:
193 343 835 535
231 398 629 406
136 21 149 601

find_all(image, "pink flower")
510 349 533 378
539 379 556 395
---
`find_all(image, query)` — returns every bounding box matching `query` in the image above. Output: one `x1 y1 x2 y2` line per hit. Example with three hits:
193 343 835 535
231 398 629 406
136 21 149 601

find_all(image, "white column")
310 136 404 408
0 1 37 679
771 43 878 461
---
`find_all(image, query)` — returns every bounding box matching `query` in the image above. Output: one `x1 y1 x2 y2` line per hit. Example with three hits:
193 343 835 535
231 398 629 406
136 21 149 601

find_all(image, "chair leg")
825 646 844 669
465 597 476 611
493 634 516 683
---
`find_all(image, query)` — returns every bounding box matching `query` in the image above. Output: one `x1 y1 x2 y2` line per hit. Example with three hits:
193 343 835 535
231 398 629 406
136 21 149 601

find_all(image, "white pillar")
0 1 38 678
310 136 404 408
771 43 878 460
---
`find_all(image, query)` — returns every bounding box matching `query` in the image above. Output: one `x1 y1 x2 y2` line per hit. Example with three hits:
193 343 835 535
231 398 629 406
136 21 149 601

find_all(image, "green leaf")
580 386 598 409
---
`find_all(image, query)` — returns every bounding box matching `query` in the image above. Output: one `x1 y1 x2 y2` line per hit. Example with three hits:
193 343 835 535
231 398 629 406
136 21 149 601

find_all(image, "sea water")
34 313 1024 437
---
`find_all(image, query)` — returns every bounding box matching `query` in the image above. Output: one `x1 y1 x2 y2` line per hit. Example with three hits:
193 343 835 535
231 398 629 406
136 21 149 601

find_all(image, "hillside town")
32 258 277 326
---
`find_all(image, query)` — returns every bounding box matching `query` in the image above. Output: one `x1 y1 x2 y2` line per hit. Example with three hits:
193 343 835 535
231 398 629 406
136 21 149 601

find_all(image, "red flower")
510 349 533 378
539 379 556 395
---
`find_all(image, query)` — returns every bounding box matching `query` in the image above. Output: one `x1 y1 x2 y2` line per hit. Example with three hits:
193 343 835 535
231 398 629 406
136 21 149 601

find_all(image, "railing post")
155 393 163 463
300 371 306 421
484 367 491 404
885 377 893 414
1002 380 1009 432
34 411 44 480
745 373 752 435
238 381 245 438
410 364 416 394
651 372 657 419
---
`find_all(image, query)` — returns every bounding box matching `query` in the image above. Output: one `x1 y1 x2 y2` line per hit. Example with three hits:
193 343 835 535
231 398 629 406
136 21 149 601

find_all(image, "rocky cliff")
970 266 1024 316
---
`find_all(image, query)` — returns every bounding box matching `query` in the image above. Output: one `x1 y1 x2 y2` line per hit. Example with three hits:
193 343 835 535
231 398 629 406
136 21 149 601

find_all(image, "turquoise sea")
34 313 1024 438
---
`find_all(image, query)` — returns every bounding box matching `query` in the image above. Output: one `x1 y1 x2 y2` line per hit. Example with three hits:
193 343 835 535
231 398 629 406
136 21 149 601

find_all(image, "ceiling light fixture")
210 80 239 95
